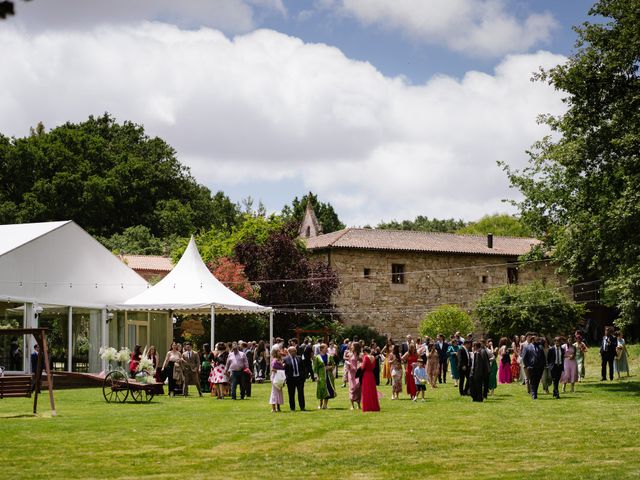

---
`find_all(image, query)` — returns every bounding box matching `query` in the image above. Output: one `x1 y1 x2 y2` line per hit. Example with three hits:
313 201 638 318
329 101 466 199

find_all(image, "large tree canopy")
0 114 240 237
503 0 640 330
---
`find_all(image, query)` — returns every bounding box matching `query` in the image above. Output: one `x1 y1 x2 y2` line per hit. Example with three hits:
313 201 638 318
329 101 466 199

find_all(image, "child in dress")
413 358 428 402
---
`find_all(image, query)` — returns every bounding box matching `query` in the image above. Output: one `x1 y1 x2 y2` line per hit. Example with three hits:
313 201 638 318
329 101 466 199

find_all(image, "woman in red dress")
360 346 380 412
402 343 418 400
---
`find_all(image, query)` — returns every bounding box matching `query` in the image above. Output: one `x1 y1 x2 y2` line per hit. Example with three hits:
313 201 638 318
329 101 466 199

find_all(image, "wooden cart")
102 369 158 403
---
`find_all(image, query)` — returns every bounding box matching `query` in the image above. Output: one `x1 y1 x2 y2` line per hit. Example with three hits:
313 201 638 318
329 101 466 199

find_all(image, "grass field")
1 346 639 479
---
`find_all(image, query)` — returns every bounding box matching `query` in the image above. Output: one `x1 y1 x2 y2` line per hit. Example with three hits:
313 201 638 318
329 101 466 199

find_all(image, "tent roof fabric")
113 237 271 314
0 221 70 257
0 221 147 307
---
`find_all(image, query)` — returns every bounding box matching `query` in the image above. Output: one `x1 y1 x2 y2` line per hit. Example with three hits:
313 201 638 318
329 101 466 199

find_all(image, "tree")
282 192 345 234
419 305 475 339
475 282 585 339
234 223 339 338
377 216 466 233
207 257 259 302
97 225 181 255
456 214 532 237
502 0 640 330
180 214 284 264
0 114 236 237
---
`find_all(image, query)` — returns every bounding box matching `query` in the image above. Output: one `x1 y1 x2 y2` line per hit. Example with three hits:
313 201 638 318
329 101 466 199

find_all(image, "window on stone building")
363 268 371 279
305 226 311 237
507 267 518 284
481 275 489 284
391 264 405 284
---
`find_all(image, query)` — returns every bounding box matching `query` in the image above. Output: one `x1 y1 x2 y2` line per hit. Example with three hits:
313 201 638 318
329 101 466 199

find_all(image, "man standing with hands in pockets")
284 346 306 411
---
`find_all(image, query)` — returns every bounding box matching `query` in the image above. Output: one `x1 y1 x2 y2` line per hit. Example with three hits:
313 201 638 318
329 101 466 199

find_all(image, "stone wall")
312 248 563 340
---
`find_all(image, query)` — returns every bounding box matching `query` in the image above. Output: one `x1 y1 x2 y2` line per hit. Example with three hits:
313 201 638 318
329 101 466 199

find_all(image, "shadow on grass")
0 413 37 419
588 379 640 396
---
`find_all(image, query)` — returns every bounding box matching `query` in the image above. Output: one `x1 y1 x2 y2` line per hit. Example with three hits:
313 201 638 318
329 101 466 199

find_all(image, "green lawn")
1 346 639 479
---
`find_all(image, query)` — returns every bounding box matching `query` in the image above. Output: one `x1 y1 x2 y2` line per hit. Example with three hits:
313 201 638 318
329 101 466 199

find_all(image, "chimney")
487 233 493 249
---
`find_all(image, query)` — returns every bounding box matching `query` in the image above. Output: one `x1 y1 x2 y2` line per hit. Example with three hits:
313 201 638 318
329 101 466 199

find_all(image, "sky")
0 0 597 227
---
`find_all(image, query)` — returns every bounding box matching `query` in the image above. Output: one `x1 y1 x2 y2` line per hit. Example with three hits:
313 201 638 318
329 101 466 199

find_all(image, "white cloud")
0 24 565 225
12 0 286 33
333 0 558 57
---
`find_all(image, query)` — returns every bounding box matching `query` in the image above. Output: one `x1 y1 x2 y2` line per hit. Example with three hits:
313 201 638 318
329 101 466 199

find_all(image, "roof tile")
304 228 539 256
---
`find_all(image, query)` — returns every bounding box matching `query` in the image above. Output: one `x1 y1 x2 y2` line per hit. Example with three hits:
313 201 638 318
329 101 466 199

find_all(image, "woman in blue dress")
447 337 460 387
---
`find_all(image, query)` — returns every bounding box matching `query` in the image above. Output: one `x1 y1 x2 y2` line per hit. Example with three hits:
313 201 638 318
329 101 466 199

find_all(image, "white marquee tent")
0 220 147 307
0 220 148 372
111 237 273 346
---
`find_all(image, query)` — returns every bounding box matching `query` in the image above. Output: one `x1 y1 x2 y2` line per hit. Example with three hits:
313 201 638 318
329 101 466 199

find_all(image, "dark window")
305 226 311 237
507 267 518 284
363 268 371 279
481 275 488 284
391 264 405 284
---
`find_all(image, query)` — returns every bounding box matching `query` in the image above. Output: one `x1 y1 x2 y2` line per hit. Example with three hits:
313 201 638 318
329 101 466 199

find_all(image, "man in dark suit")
435 334 450 384
469 342 490 402
284 346 305 411
457 339 472 396
401 335 412 356
521 335 546 399
30 344 40 392
600 326 617 381
242 341 254 398
547 336 565 398
302 340 314 381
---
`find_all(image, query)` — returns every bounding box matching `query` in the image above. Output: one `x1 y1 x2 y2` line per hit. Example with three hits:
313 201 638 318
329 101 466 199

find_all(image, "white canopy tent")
111 237 273 347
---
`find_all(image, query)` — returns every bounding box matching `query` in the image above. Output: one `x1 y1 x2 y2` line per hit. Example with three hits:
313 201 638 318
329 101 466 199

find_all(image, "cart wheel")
103 370 129 403
130 388 154 403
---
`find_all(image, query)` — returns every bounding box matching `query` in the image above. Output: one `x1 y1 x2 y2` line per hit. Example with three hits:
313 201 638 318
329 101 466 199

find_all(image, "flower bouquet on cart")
99 346 131 375
135 347 156 384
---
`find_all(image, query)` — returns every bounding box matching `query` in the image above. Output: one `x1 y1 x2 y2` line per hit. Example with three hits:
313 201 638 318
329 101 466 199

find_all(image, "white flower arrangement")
116 347 131 364
137 347 154 375
99 346 118 362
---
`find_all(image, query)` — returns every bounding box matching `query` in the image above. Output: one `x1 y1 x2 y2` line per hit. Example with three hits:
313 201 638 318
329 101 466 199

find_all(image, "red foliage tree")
234 222 339 338
207 257 259 302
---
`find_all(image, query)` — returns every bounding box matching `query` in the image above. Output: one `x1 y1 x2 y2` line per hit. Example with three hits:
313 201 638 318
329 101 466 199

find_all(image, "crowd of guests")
122 326 631 409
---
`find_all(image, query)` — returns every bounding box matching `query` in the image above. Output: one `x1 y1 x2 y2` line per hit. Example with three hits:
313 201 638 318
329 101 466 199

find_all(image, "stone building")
305 227 563 339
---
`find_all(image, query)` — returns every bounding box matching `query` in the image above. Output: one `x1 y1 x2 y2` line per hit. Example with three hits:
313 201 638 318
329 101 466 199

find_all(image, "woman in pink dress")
402 343 418 400
561 335 579 393
497 337 512 384
346 342 362 410
360 346 380 412
269 350 285 412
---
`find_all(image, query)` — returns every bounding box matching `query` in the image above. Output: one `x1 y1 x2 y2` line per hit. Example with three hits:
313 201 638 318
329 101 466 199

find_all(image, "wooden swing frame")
0 328 56 416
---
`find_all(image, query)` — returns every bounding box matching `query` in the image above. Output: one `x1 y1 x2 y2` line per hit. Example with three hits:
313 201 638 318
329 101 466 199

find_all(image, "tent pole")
67 306 73 372
269 310 274 351
210 305 215 348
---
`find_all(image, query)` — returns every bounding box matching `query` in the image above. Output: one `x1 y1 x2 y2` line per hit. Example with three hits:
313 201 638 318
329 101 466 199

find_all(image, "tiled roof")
304 228 539 256
119 255 173 272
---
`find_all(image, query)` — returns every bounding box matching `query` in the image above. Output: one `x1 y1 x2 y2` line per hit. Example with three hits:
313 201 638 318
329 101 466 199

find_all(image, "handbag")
272 369 286 390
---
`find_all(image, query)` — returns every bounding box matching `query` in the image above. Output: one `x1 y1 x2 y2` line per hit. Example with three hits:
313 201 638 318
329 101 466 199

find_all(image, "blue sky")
1 0 600 226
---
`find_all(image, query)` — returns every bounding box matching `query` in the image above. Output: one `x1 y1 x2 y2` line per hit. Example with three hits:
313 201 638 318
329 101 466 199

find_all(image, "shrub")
339 324 386 347
419 305 474 339
475 281 585 339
